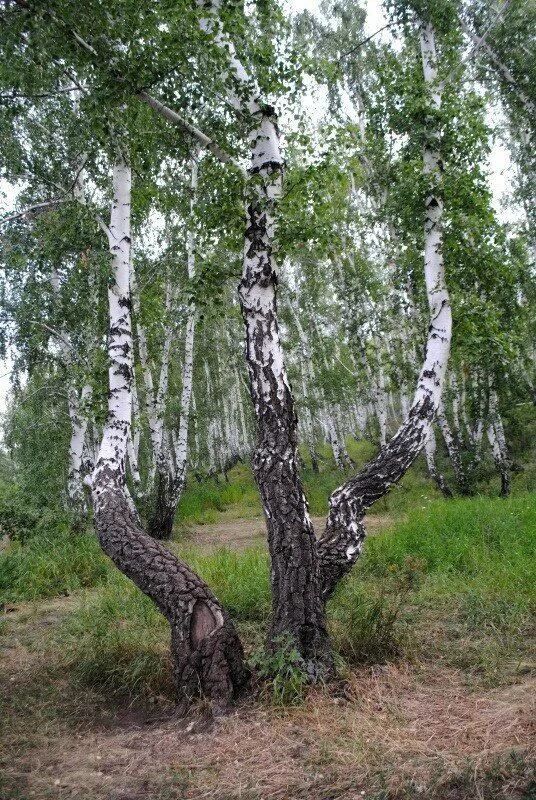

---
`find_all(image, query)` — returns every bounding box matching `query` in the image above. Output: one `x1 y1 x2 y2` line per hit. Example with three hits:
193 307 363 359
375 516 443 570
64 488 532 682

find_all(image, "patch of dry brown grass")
3 653 534 800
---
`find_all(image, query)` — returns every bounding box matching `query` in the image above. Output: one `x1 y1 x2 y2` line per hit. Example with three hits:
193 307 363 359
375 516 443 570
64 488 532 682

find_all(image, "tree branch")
138 92 245 174
0 198 70 225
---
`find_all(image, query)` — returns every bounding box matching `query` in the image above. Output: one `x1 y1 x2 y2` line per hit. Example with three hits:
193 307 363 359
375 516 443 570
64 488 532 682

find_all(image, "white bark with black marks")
424 426 453 498
317 19 452 598
90 159 248 712
149 154 200 539
197 0 331 669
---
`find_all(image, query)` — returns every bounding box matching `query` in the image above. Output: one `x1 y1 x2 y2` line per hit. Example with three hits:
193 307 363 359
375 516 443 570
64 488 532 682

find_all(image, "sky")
0 0 518 418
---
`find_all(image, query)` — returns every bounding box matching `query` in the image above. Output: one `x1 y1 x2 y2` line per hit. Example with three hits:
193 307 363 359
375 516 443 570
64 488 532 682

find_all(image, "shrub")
250 634 311 705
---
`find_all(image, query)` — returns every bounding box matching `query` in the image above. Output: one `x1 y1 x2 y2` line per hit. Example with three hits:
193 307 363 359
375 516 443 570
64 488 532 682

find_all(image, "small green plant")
250 634 311 705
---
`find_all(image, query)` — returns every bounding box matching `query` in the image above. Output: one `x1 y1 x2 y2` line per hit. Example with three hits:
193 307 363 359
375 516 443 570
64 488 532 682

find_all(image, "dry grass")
2 601 534 800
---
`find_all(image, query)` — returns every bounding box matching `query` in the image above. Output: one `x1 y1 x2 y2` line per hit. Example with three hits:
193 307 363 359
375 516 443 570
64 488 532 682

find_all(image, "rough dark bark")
240 273 332 672
94 472 249 713
236 103 333 675
318 397 435 599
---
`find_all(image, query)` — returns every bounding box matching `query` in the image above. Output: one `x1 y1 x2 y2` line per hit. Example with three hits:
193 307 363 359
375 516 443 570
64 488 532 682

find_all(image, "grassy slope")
2 494 533 693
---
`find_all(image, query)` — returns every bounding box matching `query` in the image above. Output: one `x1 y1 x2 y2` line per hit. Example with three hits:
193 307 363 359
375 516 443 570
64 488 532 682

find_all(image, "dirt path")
179 514 393 553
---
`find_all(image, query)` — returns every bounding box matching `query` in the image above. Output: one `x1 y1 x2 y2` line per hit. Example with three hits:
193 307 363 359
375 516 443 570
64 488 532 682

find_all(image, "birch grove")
1 0 534 711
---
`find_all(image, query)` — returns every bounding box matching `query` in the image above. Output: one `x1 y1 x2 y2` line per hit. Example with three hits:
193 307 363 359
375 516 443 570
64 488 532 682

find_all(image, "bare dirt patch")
178 514 393 553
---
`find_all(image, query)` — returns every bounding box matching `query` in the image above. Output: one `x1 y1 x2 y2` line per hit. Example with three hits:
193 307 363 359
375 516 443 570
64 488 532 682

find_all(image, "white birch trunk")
198 0 331 666
171 155 199 485
130 265 160 486
487 383 511 496
424 427 452 497
49 267 93 515
437 398 468 493
318 19 453 598
91 161 133 505
148 154 199 539
66 383 92 512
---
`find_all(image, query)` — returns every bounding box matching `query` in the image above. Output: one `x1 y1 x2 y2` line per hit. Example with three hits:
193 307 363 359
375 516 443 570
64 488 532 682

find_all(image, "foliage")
249 633 312 705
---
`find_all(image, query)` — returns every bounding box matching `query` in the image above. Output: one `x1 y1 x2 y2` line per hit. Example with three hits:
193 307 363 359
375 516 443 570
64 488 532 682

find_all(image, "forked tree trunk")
197 0 331 671
91 159 248 712
317 18 452 599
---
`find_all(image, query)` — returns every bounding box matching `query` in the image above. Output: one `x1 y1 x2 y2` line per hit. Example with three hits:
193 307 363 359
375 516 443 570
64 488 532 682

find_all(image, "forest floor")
2 473 536 800
178 514 393 552
1 587 534 800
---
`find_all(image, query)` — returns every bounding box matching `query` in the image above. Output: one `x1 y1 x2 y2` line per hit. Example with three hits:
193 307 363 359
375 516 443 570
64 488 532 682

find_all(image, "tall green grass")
176 439 440 524
51 494 536 698
178 463 261 524
0 529 110 604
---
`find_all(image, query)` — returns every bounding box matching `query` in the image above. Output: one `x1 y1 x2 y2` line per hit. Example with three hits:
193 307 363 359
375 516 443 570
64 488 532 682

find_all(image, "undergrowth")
30 493 533 700
0 528 109 605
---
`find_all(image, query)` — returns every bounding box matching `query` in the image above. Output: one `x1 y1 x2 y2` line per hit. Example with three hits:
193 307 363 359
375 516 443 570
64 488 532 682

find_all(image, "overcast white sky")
0 0 517 418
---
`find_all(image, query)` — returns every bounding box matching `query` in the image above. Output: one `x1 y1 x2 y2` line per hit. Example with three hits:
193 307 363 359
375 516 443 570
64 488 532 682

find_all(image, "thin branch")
334 355 358 378
339 23 395 60
0 86 79 100
138 92 245 174
0 198 70 225
460 20 536 118
28 320 74 353
443 0 512 88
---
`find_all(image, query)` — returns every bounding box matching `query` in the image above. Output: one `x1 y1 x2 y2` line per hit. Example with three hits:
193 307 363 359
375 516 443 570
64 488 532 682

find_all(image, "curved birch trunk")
317 19 452 599
197 0 331 671
91 160 247 712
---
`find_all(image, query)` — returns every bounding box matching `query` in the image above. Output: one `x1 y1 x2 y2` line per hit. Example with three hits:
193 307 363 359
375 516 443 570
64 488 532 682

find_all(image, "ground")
177 515 392 552
1 504 535 800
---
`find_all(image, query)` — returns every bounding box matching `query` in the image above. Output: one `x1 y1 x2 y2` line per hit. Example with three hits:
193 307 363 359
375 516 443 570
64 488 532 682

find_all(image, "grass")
176 438 441 525
177 462 261 524
1 491 535 800
0 529 110 605
26 493 528 702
